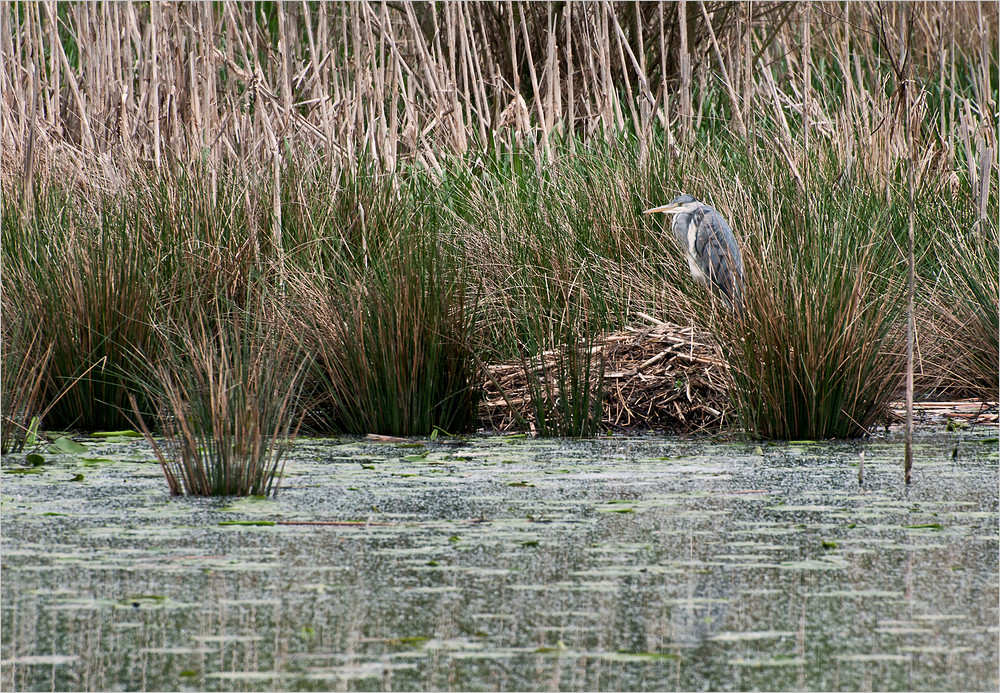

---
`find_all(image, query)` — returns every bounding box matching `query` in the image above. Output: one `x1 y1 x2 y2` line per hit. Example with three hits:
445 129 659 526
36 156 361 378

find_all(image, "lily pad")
52 437 89 455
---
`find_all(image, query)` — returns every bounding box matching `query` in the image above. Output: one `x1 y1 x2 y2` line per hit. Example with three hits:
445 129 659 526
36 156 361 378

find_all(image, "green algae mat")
2 431 997 691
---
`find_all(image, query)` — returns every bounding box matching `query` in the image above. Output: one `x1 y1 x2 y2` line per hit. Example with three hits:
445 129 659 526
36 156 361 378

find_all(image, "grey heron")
645 195 744 311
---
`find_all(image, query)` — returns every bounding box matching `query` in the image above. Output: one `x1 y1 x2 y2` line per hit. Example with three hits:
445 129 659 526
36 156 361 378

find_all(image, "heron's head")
643 194 701 216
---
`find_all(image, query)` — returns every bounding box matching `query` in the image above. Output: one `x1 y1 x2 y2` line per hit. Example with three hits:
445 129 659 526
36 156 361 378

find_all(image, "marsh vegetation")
1 2 996 495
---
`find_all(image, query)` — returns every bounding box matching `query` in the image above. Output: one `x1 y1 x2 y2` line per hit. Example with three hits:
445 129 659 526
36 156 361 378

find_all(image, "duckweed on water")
1 430 997 691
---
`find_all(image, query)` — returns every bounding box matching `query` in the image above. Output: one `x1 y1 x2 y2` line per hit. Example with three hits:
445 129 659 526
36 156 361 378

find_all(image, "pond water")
1 430 997 691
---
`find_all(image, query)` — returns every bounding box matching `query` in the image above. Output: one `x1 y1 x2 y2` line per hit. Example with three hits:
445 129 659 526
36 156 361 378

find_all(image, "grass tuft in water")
131 297 308 496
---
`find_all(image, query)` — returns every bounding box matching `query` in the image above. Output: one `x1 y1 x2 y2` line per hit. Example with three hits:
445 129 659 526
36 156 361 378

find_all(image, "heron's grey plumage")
644 195 744 311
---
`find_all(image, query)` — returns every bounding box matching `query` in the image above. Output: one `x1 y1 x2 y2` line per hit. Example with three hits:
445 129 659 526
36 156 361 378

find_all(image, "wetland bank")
2 2 998 691
2 430 998 691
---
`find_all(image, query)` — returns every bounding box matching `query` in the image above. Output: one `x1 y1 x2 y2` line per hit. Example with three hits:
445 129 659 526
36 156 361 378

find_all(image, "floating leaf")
52 437 88 454
615 650 679 661
26 453 45 466
79 458 113 466
536 641 568 654
730 656 806 667
90 430 143 438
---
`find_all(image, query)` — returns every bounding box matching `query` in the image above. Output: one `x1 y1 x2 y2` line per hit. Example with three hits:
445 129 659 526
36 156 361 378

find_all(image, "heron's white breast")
687 255 706 283
685 218 707 283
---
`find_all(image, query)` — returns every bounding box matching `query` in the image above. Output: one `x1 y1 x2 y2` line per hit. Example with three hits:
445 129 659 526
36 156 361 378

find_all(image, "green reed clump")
515 275 607 437
706 152 908 439
131 298 308 496
1 191 161 431
297 257 480 436
290 170 482 436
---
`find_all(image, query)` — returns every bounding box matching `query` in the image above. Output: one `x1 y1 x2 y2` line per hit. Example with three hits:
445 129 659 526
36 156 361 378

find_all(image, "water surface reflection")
2 432 997 690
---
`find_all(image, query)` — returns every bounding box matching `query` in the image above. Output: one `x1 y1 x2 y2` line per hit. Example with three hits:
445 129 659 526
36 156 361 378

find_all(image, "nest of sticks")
480 314 733 434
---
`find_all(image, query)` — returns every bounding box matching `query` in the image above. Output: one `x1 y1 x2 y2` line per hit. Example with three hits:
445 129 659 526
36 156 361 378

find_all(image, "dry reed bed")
481 316 730 434
1 2 995 193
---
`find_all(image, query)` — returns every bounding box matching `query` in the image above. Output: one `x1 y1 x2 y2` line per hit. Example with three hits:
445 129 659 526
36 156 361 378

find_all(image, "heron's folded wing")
693 208 743 306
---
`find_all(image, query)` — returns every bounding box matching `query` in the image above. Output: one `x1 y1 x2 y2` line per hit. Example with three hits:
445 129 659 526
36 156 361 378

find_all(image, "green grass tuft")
706 151 908 438
2 190 161 430
291 186 482 436
131 297 308 497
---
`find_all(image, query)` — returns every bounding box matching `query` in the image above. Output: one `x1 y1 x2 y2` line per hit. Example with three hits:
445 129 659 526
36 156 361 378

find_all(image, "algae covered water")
1 431 997 691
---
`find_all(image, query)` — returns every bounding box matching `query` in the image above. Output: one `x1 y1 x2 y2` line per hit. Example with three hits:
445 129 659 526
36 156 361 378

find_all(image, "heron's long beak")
643 203 680 214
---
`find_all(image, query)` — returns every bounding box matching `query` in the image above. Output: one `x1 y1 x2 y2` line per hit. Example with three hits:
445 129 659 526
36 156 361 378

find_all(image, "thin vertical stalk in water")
904 6 915 485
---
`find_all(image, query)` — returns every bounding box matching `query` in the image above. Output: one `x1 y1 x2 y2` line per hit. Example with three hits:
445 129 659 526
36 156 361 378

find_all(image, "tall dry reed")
1 2 993 191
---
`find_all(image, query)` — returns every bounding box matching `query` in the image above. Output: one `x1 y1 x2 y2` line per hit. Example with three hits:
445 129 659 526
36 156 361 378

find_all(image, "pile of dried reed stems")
481 315 730 434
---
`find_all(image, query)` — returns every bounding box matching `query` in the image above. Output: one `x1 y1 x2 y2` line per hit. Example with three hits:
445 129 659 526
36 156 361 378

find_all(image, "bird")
644 194 744 311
